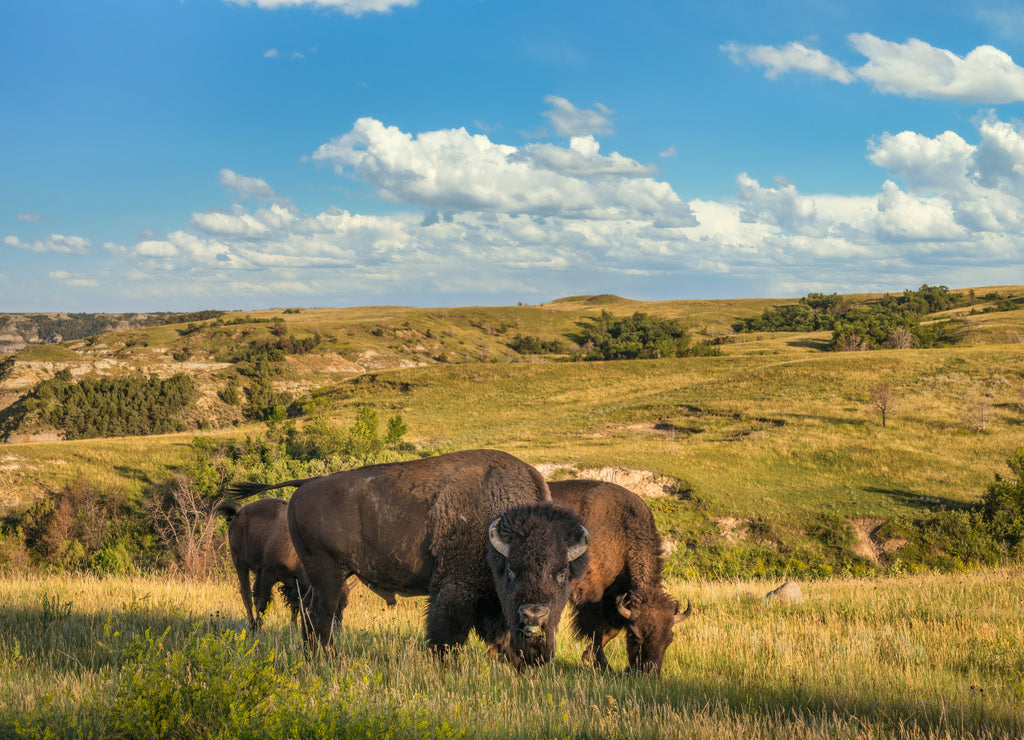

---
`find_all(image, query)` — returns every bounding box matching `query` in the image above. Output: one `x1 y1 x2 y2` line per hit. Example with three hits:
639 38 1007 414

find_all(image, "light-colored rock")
766 581 803 604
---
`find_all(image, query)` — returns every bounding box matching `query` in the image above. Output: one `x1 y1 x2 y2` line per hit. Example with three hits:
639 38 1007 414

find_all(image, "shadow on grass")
867 486 975 512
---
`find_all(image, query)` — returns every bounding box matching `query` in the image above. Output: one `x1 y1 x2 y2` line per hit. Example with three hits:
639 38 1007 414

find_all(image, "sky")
3 0 1024 313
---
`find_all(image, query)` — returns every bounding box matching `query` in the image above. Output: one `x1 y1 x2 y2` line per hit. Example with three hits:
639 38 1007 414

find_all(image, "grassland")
2 287 1024 737
2 287 1023 564
2 567 1022 738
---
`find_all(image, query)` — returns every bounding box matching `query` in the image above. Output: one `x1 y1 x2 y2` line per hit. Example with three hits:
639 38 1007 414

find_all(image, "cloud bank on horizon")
3 1 1023 311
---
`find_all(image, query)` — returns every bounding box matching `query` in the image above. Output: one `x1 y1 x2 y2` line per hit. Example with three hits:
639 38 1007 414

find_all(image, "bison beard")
485 504 590 671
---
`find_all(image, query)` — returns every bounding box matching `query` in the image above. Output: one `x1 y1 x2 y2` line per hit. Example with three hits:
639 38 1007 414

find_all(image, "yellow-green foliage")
1 569 1021 739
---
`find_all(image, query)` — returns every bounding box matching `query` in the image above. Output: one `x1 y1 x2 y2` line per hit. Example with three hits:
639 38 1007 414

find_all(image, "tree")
869 382 899 428
888 325 914 349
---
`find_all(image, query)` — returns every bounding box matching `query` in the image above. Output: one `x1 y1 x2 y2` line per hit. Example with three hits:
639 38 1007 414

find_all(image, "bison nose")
518 604 550 626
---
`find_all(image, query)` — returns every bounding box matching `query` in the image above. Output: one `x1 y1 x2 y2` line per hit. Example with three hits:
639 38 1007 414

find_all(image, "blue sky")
4 0 1024 312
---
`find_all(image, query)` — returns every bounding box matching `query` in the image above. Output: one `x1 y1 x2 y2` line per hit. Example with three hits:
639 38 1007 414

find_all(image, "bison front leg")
582 627 620 670
425 584 475 661
301 570 351 652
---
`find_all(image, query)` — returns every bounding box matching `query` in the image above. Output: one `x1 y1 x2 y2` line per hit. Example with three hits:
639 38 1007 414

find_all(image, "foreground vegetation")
2 567 1021 739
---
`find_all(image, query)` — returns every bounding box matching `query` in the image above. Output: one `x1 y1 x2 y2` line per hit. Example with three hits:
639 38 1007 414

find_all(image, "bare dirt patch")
849 517 906 564
536 464 682 498
710 516 751 544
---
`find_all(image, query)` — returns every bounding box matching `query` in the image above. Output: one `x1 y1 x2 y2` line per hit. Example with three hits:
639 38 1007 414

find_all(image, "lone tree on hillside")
869 382 899 428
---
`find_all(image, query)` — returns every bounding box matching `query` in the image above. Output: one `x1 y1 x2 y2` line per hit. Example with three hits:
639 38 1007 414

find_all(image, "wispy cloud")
218 169 279 201
722 41 855 83
542 96 615 138
49 270 100 288
225 0 418 15
4 234 91 255
17 213 49 223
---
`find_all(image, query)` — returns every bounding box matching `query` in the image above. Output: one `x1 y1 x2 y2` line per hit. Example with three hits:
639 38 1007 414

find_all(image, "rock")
766 581 803 604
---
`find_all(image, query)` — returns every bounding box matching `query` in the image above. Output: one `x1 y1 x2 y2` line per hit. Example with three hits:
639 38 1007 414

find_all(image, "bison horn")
674 599 693 624
488 519 511 558
567 524 589 561
616 593 632 620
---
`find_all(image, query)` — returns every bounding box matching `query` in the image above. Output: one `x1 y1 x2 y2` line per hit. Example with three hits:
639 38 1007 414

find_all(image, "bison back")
549 479 664 600
288 449 549 598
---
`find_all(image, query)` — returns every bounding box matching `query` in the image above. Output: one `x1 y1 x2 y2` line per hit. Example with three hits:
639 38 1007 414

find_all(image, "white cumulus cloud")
311 116 695 226
726 34 1024 103
851 33 1024 102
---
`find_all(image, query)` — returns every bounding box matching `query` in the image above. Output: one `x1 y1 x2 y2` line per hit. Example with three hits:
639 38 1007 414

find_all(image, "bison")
217 497 307 631
231 449 589 672
549 479 691 675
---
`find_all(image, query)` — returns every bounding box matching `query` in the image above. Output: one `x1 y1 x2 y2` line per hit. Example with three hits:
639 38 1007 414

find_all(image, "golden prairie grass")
2 567 1022 738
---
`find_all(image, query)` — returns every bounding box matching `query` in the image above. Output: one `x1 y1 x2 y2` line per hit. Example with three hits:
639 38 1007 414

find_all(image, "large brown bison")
549 479 691 675
232 449 589 672
217 497 307 631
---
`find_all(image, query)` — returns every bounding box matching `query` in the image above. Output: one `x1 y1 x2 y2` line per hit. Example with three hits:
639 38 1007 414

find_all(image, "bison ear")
567 524 589 561
488 518 511 558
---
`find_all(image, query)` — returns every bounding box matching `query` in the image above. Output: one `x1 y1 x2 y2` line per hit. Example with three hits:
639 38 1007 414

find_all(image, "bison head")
486 503 589 671
616 586 692 675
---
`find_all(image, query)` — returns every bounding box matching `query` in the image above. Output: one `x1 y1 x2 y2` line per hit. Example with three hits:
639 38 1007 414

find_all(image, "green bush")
7 624 464 739
980 447 1024 552
575 310 720 360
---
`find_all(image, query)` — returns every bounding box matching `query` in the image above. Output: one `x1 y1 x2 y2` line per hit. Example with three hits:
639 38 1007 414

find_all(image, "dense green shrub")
575 310 721 360
509 334 566 355
22 371 196 439
735 285 969 351
980 447 1024 551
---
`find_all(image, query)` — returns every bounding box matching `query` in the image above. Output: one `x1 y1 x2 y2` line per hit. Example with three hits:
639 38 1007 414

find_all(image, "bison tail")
225 477 322 501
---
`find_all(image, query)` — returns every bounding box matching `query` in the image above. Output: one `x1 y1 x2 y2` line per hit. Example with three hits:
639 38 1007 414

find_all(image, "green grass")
2 568 1022 738
2 290 1023 569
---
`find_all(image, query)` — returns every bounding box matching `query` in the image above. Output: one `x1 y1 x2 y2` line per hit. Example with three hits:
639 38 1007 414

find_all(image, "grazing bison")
549 479 691 675
232 449 589 672
217 497 307 631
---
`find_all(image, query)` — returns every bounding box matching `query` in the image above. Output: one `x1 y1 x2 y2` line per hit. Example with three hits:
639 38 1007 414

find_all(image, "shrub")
980 447 1024 552
576 310 720 360
10 624 464 739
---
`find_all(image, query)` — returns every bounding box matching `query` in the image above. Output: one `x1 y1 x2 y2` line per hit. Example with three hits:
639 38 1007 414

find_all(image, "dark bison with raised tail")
549 479 691 675
230 449 588 672
217 497 308 631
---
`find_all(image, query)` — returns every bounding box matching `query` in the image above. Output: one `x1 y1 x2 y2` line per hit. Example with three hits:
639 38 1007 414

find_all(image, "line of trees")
734 285 973 350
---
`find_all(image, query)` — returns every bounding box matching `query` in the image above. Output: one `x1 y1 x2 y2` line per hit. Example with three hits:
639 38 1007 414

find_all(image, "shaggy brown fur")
549 479 691 675
233 449 583 671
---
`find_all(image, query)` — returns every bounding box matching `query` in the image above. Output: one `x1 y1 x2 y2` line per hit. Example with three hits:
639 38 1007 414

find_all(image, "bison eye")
507 567 516 581
555 569 568 585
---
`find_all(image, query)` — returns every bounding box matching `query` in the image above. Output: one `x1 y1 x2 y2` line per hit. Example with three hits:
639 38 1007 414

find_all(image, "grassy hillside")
1 286 1023 574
